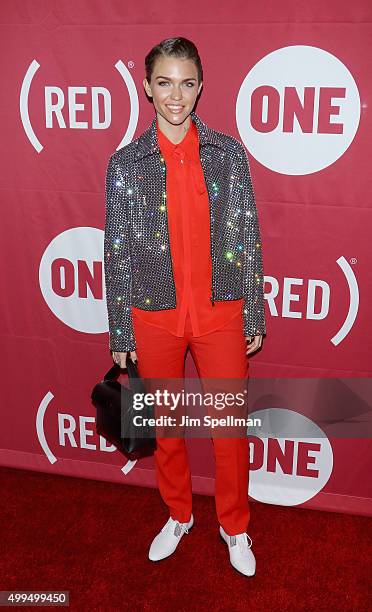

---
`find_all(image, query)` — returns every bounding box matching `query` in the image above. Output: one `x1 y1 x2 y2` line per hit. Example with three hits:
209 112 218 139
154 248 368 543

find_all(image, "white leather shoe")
219 525 256 576
148 515 194 561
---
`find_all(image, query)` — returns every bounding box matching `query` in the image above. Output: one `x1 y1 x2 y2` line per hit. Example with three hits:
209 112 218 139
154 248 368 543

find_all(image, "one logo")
39 227 108 333
236 45 361 174
20 59 139 152
248 408 333 505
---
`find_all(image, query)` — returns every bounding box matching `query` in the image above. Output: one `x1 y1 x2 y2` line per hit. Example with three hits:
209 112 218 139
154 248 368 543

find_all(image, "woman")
104 37 266 577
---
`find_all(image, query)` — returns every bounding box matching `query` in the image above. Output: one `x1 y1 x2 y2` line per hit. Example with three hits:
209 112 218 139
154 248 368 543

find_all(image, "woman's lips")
166 105 184 114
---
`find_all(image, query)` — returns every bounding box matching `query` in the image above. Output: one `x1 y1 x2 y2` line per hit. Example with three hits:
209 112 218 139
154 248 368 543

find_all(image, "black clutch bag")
91 357 156 460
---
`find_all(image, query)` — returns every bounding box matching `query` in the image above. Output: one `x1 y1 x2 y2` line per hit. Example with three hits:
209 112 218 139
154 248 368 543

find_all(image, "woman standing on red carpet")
104 36 266 577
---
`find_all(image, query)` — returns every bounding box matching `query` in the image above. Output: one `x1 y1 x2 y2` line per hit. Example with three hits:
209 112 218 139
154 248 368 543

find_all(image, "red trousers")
132 308 250 536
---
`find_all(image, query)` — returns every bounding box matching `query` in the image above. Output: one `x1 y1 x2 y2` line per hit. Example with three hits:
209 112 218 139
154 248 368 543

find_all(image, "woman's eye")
158 81 194 87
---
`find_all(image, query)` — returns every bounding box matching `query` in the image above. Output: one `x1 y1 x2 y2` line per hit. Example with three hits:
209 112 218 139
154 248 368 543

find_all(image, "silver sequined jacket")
104 110 266 352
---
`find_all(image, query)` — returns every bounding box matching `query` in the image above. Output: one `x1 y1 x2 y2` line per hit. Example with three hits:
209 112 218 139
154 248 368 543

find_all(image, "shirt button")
173 148 185 164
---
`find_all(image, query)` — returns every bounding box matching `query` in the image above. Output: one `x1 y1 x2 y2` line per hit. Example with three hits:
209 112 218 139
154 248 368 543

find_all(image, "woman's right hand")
111 350 138 369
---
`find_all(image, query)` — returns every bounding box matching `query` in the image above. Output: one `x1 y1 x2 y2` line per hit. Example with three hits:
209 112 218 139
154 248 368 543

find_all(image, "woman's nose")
170 90 182 100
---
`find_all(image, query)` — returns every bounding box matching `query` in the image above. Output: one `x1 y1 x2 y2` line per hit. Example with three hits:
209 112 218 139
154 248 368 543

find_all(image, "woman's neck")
156 113 192 144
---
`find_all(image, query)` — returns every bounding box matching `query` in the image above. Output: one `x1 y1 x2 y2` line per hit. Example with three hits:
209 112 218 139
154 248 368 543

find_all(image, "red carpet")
1 466 371 611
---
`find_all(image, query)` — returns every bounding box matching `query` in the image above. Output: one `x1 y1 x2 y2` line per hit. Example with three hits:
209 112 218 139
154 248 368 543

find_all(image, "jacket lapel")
131 111 229 277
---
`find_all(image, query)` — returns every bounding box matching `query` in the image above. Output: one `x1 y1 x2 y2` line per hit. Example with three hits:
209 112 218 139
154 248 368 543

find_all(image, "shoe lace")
235 533 253 556
162 517 190 537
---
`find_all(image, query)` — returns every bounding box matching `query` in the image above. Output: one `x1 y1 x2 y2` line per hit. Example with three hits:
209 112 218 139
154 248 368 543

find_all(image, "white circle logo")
39 227 107 333
248 408 333 505
236 45 360 175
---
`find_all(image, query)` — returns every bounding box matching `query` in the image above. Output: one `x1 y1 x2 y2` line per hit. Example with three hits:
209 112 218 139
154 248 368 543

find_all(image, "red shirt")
132 118 244 336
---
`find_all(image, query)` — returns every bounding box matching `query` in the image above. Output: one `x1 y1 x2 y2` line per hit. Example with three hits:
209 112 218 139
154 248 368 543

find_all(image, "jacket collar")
134 110 225 161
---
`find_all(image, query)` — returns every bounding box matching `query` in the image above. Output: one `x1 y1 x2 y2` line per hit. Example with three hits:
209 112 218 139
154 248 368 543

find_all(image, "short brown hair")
145 36 203 85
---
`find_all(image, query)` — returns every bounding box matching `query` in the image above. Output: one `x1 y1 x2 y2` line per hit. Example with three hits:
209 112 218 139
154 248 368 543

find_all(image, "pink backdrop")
1 0 371 516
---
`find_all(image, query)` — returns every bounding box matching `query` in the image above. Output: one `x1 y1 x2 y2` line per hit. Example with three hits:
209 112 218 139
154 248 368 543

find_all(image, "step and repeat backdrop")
1 1 371 516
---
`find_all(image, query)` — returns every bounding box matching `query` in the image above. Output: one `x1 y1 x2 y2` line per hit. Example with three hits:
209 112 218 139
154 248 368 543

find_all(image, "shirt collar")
134 110 225 162
156 118 199 161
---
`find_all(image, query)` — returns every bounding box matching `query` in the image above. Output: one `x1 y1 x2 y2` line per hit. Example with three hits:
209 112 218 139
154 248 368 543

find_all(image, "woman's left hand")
245 335 263 355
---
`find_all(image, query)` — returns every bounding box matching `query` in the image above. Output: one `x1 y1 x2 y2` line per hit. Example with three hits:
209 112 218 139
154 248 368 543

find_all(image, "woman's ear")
143 78 152 98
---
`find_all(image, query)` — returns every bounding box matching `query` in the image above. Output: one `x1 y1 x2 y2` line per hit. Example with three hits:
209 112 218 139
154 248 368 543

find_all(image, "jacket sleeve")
236 144 266 337
103 153 136 352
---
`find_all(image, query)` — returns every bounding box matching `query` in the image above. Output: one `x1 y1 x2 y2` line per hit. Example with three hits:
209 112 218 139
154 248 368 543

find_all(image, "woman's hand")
245 335 263 355
111 350 138 368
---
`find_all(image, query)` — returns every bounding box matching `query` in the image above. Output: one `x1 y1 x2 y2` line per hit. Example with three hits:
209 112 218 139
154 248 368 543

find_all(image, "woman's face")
143 55 202 125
